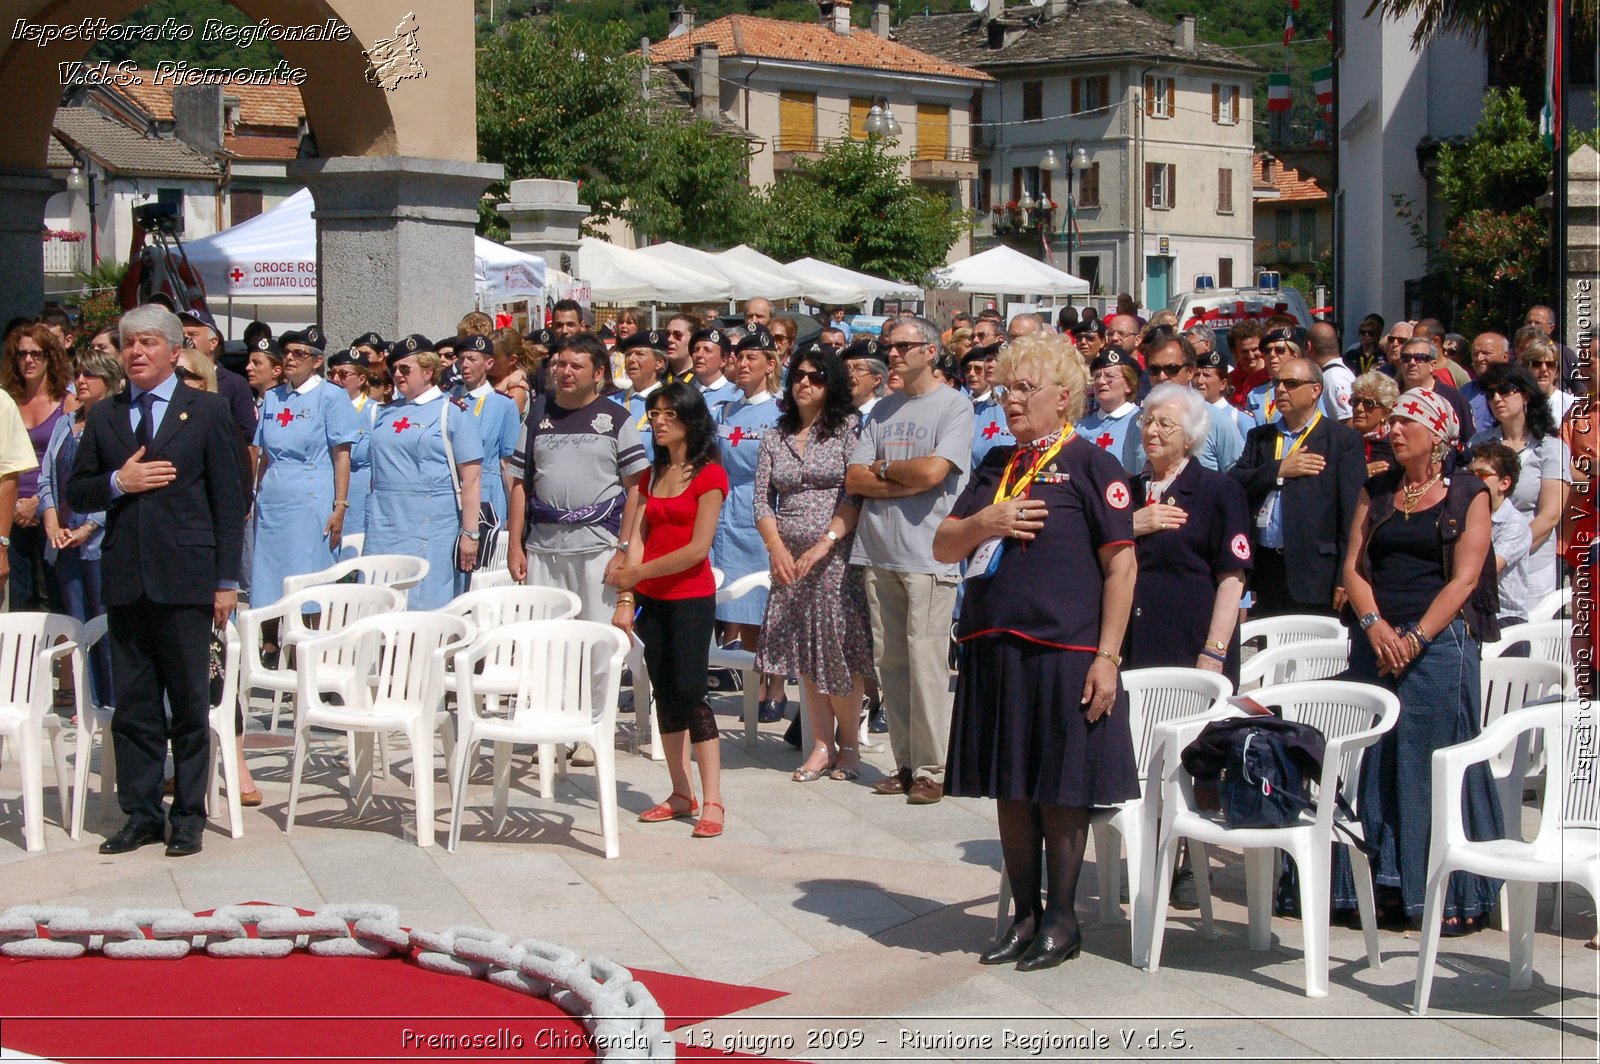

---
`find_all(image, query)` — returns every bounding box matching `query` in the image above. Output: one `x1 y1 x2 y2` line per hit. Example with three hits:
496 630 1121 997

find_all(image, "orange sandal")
691 801 725 839
638 791 698 823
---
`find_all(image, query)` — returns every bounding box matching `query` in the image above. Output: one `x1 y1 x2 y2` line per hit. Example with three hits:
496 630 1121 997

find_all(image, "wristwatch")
0 535 9 548
875 459 890 482
824 529 840 543
461 529 481 540
1359 612 1381 630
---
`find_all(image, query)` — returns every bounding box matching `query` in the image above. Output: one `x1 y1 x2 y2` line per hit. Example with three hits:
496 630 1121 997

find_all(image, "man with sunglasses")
845 318 972 805
1398 337 1475 441
1229 356 1364 617
1145 337 1242 471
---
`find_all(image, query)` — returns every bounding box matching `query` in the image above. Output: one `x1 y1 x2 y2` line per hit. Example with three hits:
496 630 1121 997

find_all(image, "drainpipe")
1133 60 1162 308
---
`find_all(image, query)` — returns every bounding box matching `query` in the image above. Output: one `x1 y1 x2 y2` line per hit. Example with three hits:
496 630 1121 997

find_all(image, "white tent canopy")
718 245 865 305
785 257 921 310
180 188 547 305
930 244 1090 297
577 237 733 304
634 241 801 301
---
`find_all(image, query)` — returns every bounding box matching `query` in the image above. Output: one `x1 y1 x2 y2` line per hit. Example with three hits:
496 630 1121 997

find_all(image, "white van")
1168 281 1314 349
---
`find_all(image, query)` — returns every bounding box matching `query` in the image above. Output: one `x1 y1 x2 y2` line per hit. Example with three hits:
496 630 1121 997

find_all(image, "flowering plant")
42 229 87 242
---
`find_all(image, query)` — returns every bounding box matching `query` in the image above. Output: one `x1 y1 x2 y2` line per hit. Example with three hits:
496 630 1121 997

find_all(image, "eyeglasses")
1400 353 1435 364
1468 467 1503 482
886 341 926 354
645 408 680 422
1358 329 1378 337
1001 380 1051 398
1350 396 1386 412
393 364 421 377
371 377 393 389
1273 378 1316 391
1143 416 1184 434
174 367 202 383
1147 363 1186 379
15 349 46 361
795 369 827 386
1524 359 1558 369
1263 344 1293 355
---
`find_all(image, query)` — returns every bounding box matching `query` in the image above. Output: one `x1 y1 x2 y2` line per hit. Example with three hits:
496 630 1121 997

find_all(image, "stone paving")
2 690 1596 1062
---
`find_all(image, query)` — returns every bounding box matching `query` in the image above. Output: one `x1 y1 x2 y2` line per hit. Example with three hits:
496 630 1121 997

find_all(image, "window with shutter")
231 188 263 225
1147 163 1174 209
1212 84 1220 123
1096 76 1110 110
1144 163 1156 208
1023 81 1043 121
1275 208 1292 250
1148 76 1172 119
1071 78 1081 114
1298 208 1317 258
779 92 817 152
1216 168 1233 214
916 103 949 161
1078 162 1100 208
1215 85 1238 125
1218 257 1234 288
849 97 871 141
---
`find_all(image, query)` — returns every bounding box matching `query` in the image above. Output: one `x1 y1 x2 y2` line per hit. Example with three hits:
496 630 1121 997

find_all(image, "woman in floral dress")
754 350 876 783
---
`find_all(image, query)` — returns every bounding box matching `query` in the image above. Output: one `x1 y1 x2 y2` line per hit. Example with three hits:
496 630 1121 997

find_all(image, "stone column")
0 169 64 328
499 179 589 277
289 156 503 345
1567 145 1599 355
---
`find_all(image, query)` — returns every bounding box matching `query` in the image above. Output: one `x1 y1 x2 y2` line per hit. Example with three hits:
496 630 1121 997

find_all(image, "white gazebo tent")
634 242 801 302
718 245 865 305
930 244 1090 297
785 257 922 311
577 237 733 304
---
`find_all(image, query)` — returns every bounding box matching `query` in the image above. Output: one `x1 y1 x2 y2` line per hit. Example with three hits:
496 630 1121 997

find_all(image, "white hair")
119 303 183 348
1139 382 1212 454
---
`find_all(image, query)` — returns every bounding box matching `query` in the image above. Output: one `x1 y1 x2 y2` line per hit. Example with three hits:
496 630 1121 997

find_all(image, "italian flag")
1283 0 1299 46
1313 64 1334 107
1541 0 1563 151
1268 72 1293 113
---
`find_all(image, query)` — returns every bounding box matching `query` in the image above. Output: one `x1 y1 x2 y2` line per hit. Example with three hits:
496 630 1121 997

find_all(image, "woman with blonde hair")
490 326 532 415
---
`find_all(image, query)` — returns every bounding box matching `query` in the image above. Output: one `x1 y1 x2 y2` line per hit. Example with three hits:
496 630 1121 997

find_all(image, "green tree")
755 137 969 282
87 0 285 68
623 120 762 248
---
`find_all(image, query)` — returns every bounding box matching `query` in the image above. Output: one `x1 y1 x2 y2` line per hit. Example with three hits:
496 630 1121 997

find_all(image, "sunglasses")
1273 378 1316 391
794 369 828 386
1400 353 1436 364
1484 384 1521 398
174 367 202 383
1524 359 1558 369
1351 396 1386 412
1359 329 1378 337
1263 344 1293 355
886 341 926 354
1147 363 1186 379
15 348 47 361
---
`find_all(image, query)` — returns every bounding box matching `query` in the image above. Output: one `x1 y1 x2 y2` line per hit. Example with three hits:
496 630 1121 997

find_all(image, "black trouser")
636 593 719 743
1250 548 1336 618
109 601 215 833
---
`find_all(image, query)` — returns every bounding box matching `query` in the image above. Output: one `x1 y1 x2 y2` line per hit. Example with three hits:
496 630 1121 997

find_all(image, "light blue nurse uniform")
344 391 379 538
712 391 781 624
464 384 521 522
625 385 658 462
251 377 360 606
366 389 485 610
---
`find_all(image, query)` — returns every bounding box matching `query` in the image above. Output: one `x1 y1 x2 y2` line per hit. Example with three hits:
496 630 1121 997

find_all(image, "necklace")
1399 471 1442 516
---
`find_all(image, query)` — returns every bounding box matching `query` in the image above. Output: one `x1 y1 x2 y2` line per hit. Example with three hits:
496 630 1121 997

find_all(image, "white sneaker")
568 742 596 767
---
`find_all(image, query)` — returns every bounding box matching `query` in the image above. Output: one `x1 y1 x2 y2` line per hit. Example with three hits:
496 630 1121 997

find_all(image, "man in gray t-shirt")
845 318 973 805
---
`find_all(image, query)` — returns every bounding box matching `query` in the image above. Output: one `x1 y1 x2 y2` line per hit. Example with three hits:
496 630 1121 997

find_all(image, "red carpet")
0 904 791 1063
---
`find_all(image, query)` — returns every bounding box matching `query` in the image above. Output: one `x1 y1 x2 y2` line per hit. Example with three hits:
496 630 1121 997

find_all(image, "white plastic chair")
469 566 517 591
69 615 116 839
0 613 81 851
280 553 429 603
1144 680 1401 997
448 620 630 857
236 584 407 733
1478 657 1567 829
991 668 1234 965
1238 614 1347 655
337 532 365 560
286 612 470 847
1413 699 1599 1015
1239 637 1350 692
440 586 582 798
709 571 773 749
1527 586 1571 621
205 623 246 839
1481 619 1574 686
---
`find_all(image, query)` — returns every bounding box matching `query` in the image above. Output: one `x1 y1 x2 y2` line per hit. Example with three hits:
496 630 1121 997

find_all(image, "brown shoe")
872 768 913 796
906 776 943 805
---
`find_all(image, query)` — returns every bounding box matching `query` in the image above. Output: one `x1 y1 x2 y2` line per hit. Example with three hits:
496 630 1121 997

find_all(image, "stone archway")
1 0 500 341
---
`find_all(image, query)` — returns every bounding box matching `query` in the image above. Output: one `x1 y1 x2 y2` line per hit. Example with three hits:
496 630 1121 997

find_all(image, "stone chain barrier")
0 903 674 1061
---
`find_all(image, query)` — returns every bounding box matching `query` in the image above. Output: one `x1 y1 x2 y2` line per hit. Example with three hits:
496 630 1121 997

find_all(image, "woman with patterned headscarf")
1337 386 1504 935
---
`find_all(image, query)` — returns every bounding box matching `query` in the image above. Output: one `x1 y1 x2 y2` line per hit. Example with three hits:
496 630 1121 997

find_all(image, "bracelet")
764 535 783 550
1095 649 1123 668
1199 648 1227 663
331 500 349 508
1413 625 1432 649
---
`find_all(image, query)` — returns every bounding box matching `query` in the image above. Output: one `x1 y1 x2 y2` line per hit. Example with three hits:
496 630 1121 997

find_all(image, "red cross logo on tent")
229 268 245 284
275 408 294 427
392 417 413 433
1095 432 1115 449
727 426 744 447
982 421 1002 439
1105 482 1130 509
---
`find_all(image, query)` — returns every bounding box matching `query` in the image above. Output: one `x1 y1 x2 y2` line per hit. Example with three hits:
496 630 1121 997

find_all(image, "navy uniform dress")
1078 403 1143 474
251 377 360 606
463 382 521 522
1126 460 1254 685
712 391 781 624
970 391 1015 468
945 432 1140 807
366 386 484 610
344 391 379 539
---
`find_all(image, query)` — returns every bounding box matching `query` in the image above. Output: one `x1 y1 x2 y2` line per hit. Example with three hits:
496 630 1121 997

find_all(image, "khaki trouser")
525 549 615 622
863 567 959 784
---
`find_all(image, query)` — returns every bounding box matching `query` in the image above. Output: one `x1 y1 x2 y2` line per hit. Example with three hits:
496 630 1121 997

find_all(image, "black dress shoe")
867 705 888 734
99 824 165 855
757 699 784 724
165 825 204 857
979 924 1035 965
1016 928 1082 972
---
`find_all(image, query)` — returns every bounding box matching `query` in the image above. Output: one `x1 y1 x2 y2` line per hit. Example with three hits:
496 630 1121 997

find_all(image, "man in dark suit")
66 303 246 857
1230 357 1366 617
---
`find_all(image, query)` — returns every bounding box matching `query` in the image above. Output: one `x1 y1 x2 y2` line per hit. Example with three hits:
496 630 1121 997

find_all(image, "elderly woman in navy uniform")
454 334 521 527
713 327 787 718
251 328 360 607
933 332 1138 972
620 330 666 461
1078 348 1143 474
327 344 379 539
366 335 484 609
1125 383 1252 685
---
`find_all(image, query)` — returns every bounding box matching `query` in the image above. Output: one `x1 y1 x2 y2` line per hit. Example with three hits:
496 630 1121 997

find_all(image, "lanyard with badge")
1257 411 1322 532
967 426 1074 580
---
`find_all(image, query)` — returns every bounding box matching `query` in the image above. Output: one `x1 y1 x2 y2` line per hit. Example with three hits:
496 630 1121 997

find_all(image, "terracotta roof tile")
118 73 305 129
1253 153 1326 203
52 107 220 178
224 133 301 161
649 15 990 82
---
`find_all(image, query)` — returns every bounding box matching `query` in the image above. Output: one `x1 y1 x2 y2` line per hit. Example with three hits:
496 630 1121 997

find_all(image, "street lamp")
1039 141 1092 274
863 100 901 139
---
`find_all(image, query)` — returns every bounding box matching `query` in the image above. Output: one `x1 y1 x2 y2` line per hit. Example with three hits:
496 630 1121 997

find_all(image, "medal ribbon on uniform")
994 424 1074 505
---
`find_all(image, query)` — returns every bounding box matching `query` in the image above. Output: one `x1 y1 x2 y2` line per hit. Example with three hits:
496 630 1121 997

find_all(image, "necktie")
135 392 155 450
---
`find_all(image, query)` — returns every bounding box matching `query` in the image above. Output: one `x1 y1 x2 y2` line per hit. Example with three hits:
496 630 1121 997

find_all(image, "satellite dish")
969 0 986 13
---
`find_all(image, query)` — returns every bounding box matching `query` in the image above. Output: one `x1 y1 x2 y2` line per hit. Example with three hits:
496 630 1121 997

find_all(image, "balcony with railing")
909 145 979 183
773 134 846 170
42 233 89 275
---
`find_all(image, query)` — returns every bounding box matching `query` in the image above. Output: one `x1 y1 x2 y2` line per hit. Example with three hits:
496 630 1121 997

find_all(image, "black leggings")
636 592 719 743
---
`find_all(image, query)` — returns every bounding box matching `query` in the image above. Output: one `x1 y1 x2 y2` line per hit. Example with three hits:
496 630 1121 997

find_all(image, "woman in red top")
610 383 730 838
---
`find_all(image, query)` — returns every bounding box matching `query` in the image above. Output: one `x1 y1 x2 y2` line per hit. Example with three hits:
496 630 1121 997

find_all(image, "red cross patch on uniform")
1105 482 1130 510
1231 533 1252 561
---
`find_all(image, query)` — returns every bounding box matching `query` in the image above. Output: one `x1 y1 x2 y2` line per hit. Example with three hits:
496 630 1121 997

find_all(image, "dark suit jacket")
64 380 246 607
1229 414 1366 606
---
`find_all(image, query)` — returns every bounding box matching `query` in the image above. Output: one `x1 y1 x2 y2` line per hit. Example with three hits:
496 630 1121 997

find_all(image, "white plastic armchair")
1478 657 1567 832
1527 586 1571 621
1413 699 1599 1015
1144 681 1401 997
1239 637 1351 692
287 612 471 847
0 613 81 851
280 553 429 603
710 570 772 750
448 620 630 857
204 623 246 839
70 615 116 839
1238 614 1347 655
1481 620 1575 689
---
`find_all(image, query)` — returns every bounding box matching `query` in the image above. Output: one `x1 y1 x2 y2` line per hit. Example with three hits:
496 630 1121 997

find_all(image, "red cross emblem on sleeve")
229 268 245 284
392 417 413 433
275 408 294 427
727 426 744 447
1231 533 1252 560
1105 482 1130 509
982 421 1002 439
1095 432 1115 449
